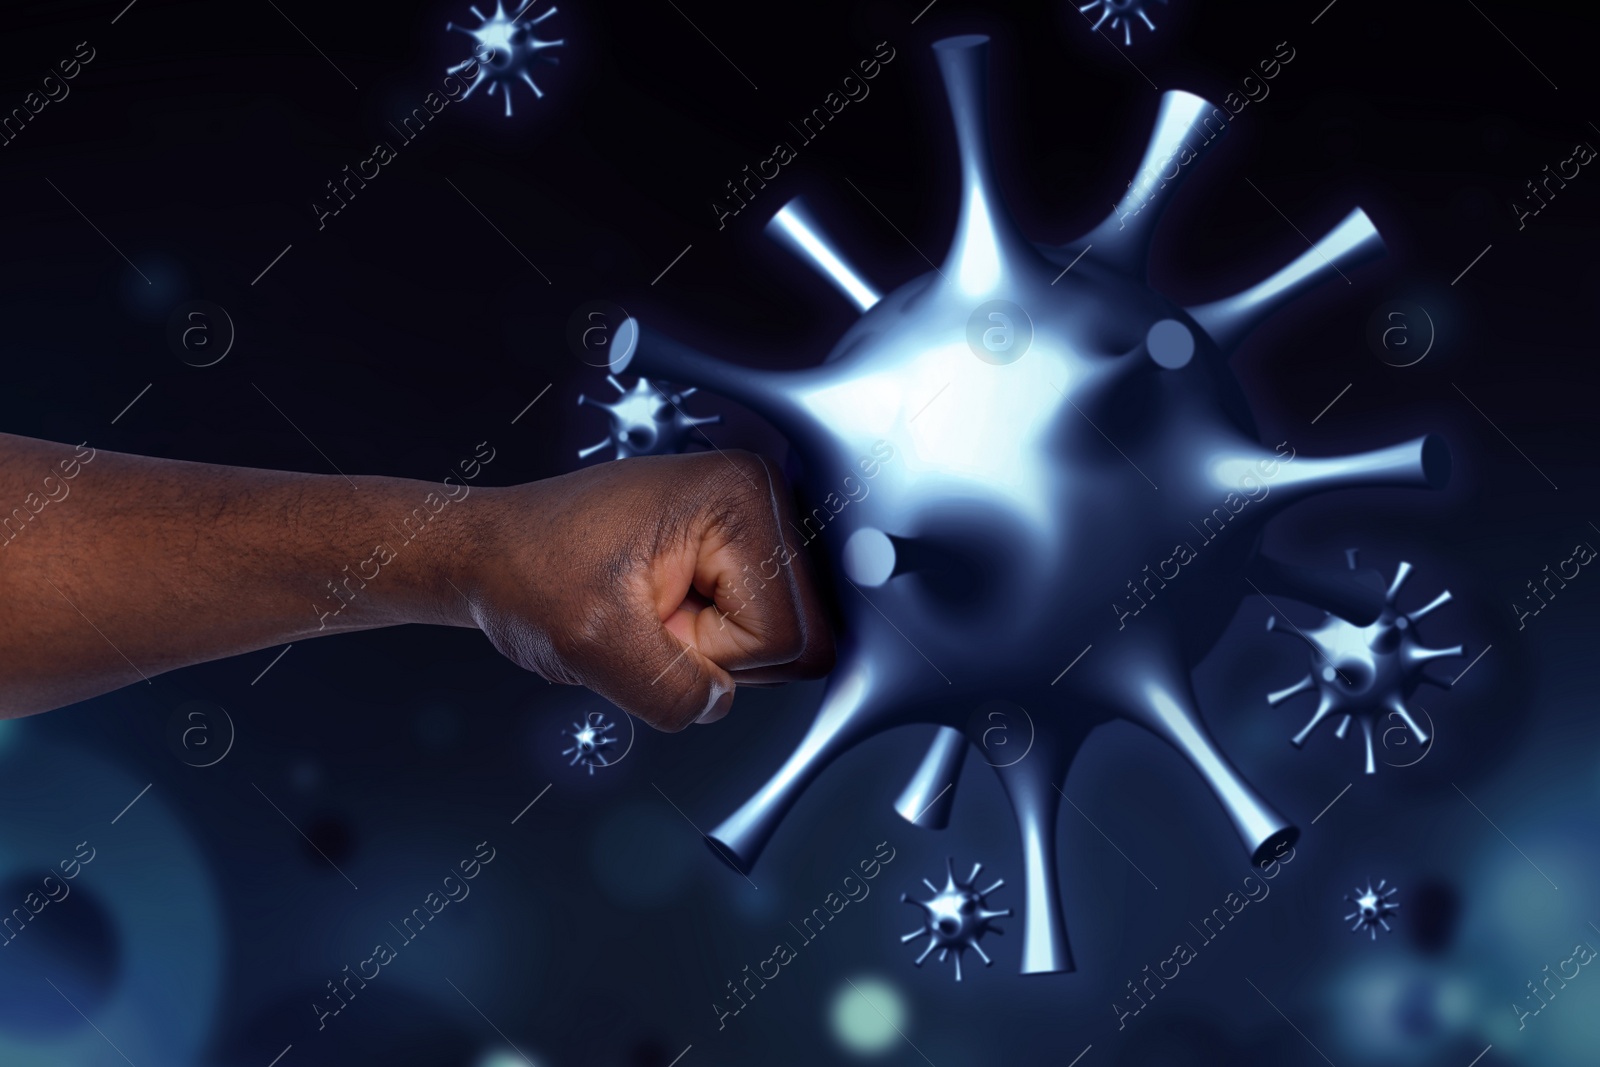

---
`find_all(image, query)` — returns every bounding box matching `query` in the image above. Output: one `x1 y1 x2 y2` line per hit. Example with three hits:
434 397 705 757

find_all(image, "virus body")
1267 551 1463 774
611 35 1450 973
447 0 563 117
901 858 1011 981
576 375 721 461
562 711 618 774
1079 0 1169 46
1345 878 1400 939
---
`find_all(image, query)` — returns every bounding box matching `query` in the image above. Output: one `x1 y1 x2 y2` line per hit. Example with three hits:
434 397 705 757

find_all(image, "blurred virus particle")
577 374 721 461
447 0 563 117
612 34 1451 973
901 858 1011 981
1079 0 1169 46
1345 878 1400 940
830 976 908 1054
1266 551 1464 774
563 711 618 774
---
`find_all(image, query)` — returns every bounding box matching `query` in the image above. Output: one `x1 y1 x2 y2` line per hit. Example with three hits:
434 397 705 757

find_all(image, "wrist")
418 477 556 633
301 472 496 633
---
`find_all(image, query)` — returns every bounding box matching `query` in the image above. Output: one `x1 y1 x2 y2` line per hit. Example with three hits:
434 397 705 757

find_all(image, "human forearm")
0 432 478 714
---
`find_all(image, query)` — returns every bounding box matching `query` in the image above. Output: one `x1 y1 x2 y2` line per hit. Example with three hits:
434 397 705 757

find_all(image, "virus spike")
1385 695 1429 744
1406 643 1465 667
1248 553 1386 625
932 36 1035 295
1075 91 1228 275
1264 615 1320 655
1137 9 1156 30
767 199 883 312
1335 715 1352 739
1386 560 1414 601
990 758 1074 974
1360 717 1375 774
1240 434 1452 504
703 653 900 874
1266 674 1315 707
1187 208 1386 351
1407 589 1453 622
895 726 967 828
576 438 611 459
914 939 938 965
1124 672 1298 865
1346 547 1360 570
611 318 802 436
1291 695 1336 747
900 927 925 944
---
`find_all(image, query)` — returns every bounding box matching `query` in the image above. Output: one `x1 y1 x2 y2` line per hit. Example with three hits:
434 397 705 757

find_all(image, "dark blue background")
0 0 1595 1064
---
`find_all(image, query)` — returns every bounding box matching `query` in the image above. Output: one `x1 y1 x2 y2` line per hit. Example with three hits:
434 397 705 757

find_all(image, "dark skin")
0 433 834 728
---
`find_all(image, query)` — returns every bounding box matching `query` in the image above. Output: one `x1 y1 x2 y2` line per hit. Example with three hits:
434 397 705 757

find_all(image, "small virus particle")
1345 878 1400 939
1266 551 1465 774
576 374 721 461
447 0 563 117
1079 0 1169 46
562 711 618 774
900 858 1011 980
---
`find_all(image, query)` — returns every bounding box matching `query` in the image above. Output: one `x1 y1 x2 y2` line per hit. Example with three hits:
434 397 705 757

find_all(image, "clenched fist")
464 451 834 729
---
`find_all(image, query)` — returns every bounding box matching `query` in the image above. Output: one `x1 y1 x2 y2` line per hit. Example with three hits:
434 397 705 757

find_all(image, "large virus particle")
1079 0 1169 46
610 35 1451 973
1345 878 1400 940
576 374 721 461
447 0 563 117
901 858 1011 981
562 710 618 773
1266 551 1464 774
